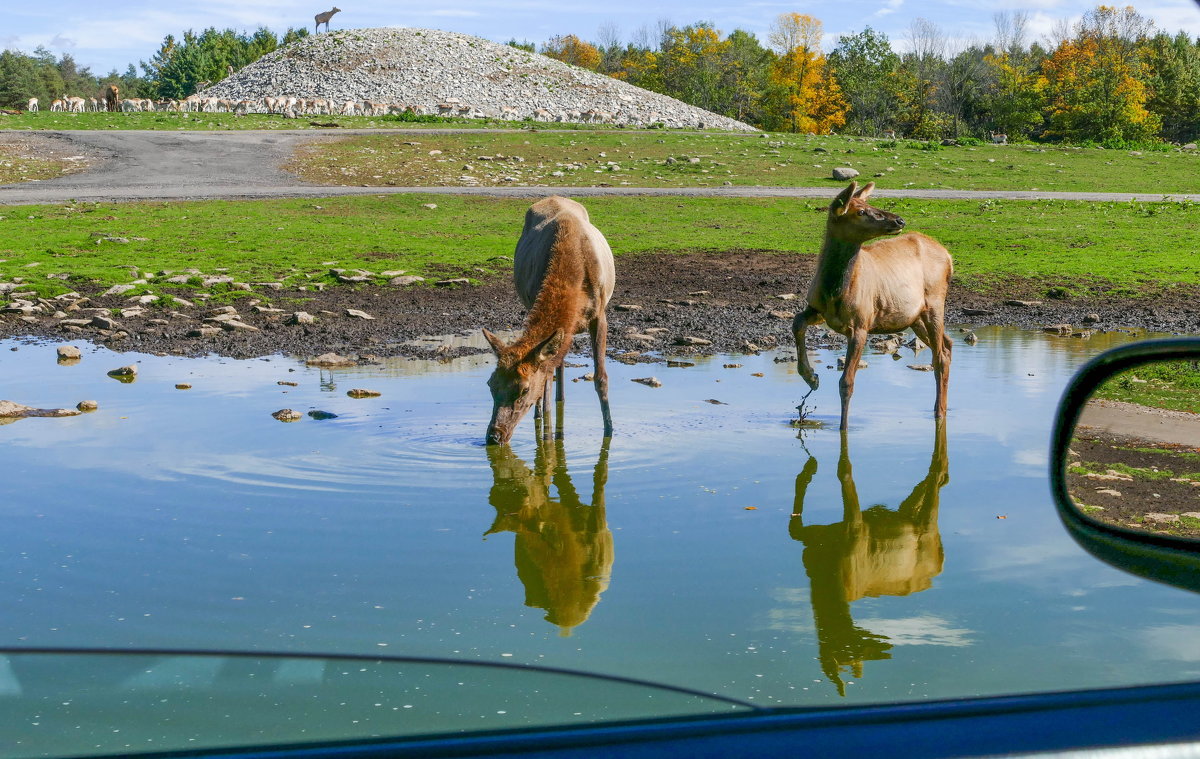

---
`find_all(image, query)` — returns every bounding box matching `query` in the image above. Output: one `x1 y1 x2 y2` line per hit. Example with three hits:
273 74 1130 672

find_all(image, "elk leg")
792 307 823 392
541 378 552 439
917 310 952 419
556 363 565 403
590 313 613 438
839 328 867 430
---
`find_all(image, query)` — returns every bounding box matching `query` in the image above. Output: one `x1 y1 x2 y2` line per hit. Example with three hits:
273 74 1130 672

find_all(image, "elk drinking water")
792 182 953 428
483 197 615 445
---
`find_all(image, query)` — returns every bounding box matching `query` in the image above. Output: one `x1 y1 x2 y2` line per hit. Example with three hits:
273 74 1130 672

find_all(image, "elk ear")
832 182 857 215
482 328 506 355
528 330 565 364
854 182 876 200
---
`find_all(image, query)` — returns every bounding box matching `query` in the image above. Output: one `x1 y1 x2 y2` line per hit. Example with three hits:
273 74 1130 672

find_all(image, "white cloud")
1143 625 1200 662
858 614 974 646
873 0 904 19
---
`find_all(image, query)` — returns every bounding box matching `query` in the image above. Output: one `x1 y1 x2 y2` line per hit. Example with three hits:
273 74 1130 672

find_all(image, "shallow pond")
3 325 1200 716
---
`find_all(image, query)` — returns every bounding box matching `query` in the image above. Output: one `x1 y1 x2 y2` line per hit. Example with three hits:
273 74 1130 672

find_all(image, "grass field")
1094 361 1200 413
2 195 1198 302
284 131 1200 194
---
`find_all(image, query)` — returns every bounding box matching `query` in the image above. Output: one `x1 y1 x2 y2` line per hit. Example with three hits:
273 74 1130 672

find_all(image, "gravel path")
4 129 1200 206
1079 399 1200 447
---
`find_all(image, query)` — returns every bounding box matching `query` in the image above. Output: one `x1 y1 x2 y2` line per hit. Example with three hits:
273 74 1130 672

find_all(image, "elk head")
483 328 564 445
827 182 906 245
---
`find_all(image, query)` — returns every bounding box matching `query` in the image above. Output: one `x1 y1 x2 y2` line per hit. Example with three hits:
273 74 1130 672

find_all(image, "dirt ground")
1067 430 1200 538
3 250 1200 361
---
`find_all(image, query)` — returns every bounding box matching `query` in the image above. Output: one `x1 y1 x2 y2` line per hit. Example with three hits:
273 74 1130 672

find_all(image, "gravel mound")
203 27 756 132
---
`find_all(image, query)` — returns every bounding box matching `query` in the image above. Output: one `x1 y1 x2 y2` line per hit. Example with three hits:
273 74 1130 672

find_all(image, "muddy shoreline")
2 251 1198 360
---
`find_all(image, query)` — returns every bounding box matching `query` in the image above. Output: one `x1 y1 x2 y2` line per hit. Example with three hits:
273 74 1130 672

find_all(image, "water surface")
3 326 1199 715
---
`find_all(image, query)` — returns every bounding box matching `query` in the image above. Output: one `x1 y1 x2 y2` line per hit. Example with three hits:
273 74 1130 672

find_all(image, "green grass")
1 195 1199 301
1093 360 1200 413
0 111 640 132
283 131 1200 193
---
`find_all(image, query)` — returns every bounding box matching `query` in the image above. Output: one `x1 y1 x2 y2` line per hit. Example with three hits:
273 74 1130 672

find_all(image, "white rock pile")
203 27 756 132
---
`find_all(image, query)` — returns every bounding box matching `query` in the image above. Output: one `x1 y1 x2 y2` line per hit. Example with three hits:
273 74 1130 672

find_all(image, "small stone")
272 408 304 422
907 364 934 371
421 203 438 209
435 278 471 287
106 365 137 378
308 410 338 420
674 336 712 346
347 388 382 398
723 363 742 369
389 275 425 286
613 304 642 311
289 311 316 325
1082 313 1101 324
175 383 192 390
345 309 375 320
769 310 795 320
666 360 695 368
277 381 299 386
56 345 81 360
76 400 98 412
102 284 136 297
832 167 860 180
1006 300 1043 307
1043 324 1073 335
1145 513 1180 523
964 331 978 345
631 377 662 388
187 327 222 338
838 357 869 370
307 352 357 367
90 316 120 330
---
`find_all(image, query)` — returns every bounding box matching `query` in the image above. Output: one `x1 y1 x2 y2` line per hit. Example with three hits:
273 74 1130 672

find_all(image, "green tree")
829 27 899 135
1144 31 1200 143
0 50 43 108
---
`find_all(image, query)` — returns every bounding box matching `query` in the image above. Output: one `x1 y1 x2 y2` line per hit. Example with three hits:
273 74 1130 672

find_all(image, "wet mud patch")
2 250 1200 361
1067 432 1200 538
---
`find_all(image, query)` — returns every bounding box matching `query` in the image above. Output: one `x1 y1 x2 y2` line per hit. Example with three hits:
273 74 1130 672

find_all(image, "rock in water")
272 408 304 422
0 400 81 418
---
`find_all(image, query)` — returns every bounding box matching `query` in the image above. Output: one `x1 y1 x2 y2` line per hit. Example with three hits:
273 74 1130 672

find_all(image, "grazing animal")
790 422 948 694
483 196 616 445
990 131 1007 144
49 99 65 112
314 6 341 32
26 98 38 112
881 129 897 139
103 84 119 112
793 182 953 428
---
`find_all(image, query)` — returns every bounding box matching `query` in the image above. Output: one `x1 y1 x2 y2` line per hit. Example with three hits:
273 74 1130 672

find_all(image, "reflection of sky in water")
3 327 1200 708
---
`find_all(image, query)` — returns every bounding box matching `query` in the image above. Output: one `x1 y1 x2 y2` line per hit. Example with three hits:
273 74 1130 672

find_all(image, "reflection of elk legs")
789 422 949 694
485 438 612 634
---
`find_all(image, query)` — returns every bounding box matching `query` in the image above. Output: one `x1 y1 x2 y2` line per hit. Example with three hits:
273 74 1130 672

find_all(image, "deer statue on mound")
315 7 341 32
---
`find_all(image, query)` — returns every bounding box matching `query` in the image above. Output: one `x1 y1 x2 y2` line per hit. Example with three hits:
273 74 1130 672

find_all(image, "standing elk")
792 182 953 428
26 98 37 112
990 131 1008 144
483 196 615 445
103 84 119 112
315 6 341 32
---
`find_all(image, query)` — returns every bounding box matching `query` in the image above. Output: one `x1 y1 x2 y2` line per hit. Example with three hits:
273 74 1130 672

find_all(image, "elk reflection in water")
486 438 612 635
789 422 949 694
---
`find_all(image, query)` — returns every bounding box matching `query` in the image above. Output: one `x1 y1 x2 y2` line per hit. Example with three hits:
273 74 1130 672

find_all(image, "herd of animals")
484 181 954 444
22 90 668 124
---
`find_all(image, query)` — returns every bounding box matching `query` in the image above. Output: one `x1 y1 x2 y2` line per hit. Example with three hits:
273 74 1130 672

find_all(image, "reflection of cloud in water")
1142 625 1200 662
858 615 973 647
1012 447 1048 469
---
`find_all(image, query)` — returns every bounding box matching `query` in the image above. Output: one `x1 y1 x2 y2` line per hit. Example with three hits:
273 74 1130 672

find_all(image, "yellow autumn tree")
766 13 847 133
541 35 602 71
1040 6 1160 143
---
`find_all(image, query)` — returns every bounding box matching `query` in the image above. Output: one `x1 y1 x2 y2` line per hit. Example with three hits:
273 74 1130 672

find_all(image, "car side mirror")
1051 338 1200 593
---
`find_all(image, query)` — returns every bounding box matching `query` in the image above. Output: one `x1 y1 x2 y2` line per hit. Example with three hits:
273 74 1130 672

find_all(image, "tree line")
2 6 1197 146
0 26 307 108
530 6 1199 145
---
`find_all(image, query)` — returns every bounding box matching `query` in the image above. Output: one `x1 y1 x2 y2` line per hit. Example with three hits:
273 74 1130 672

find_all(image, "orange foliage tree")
541 35 602 71
766 13 847 133
1040 6 1160 143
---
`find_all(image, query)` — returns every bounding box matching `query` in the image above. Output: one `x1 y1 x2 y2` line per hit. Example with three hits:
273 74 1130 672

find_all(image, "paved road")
3 129 1198 205
1079 400 1200 448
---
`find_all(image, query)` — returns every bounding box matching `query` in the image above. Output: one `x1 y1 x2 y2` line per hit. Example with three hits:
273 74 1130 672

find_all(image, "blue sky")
4 0 1200 75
